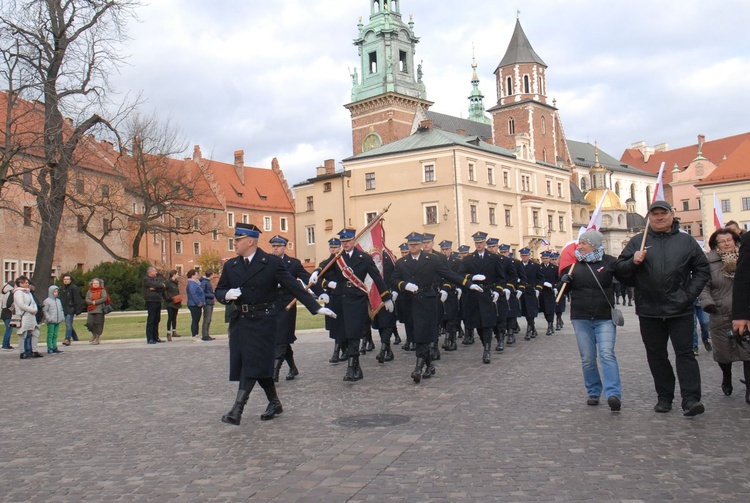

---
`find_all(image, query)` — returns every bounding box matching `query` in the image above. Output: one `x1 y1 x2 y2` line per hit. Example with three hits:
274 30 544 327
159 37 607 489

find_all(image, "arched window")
523 75 530 93
581 178 588 191
646 186 652 203
508 117 515 135
618 215 624 226
615 181 620 196
580 208 588 221
506 76 512 96
630 183 636 201
542 148 547 163
541 116 546 135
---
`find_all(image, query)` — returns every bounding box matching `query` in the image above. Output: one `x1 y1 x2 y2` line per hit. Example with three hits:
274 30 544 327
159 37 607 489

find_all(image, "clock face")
363 133 382 152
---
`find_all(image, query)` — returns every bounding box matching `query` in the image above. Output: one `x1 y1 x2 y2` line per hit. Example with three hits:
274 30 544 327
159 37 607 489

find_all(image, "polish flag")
652 162 666 203
558 190 610 274
713 192 725 229
355 219 387 317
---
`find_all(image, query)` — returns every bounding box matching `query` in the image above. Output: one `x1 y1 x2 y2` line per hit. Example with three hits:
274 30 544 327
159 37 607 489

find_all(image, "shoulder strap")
584 262 614 310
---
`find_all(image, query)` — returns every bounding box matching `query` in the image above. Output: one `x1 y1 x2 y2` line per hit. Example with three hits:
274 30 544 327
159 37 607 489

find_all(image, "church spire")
497 18 546 69
468 49 491 124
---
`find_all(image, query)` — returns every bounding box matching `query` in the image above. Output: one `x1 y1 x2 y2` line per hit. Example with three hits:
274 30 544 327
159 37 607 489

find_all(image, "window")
546 180 552 195
505 208 512 227
368 51 377 73
324 182 332 192
101 184 110 198
487 166 495 185
306 196 314 211
547 214 554 233
468 163 476 181
630 183 636 201
506 76 512 96
743 197 750 211
193 218 200 231
557 182 563 198
365 172 376 190
324 219 333 231
581 178 588 192
21 261 34 278
423 164 435 183
683 224 693 235
193 242 201 255
721 199 731 213
212 229 219 241
646 186 652 203
503 170 510 188
23 170 32 185
175 240 183 254
541 116 546 135
489 206 496 225
614 182 620 196
365 212 377 224
242 214 249 224
175 217 182 229
542 148 547 163
533 210 540 230
228 238 234 251
425 205 438 225
23 206 32 226
263 216 272 231
521 174 531 192
280 217 288 232
306 226 315 245
523 75 530 93
227 212 234 228
175 265 183 276
698 222 704 236
4 260 18 283
470 204 478 224
77 215 84 233
76 178 84 194
398 50 407 72
559 215 565 231
152 230 158 244
697 198 702 210
508 117 515 135
682 200 690 211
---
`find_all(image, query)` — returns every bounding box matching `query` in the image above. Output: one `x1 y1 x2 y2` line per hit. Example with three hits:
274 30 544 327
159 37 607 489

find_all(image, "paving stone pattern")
2 303 750 502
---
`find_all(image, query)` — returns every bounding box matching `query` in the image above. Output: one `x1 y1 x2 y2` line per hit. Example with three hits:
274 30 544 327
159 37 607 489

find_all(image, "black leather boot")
376 343 387 363
403 340 412 351
464 330 474 345
458 326 464 339
423 356 435 379
556 316 563 331
524 325 532 341
412 357 425 383
384 342 394 361
393 330 402 346
409 342 417 351
353 355 363 381
507 329 516 345
359 339 367 355
441 335 450 350
272 358 284 383
221 389 251 425
431 341 441 361
546 322 554 336
285 356 299 380
483 342 491 364
343 356 357 381
366 336 375 352
530 323 537 338
260 383 283 421
495 331 505 352
329 343 341 363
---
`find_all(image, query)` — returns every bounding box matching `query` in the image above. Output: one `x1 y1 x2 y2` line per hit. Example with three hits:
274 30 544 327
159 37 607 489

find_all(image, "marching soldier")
538 250 560 335
550 251 567 330
488 238 516 352
269 235 310 382
372 247 399 364
458 232 507 364
318 228 394 382
519 248 543 340
392 232 480 382
439 240 462 351
499 244 526 345
215 223 336 426
310 237 345 363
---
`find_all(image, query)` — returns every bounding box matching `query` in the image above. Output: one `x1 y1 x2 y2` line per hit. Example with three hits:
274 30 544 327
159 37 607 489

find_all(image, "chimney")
418 119 432 131
192 145 202 161
697 134 705 155
654 142 669 153
456 128 467 136
316 165 326 176
234 150 245 185
324 158 335 175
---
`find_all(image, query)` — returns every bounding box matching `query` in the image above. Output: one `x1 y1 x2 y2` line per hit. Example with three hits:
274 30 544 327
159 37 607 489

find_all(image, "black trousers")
639 314 701 408
166 307 178 332
145 301 162 342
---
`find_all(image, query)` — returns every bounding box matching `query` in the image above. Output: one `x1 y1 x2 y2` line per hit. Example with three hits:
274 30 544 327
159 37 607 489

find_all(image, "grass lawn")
30 306 325 343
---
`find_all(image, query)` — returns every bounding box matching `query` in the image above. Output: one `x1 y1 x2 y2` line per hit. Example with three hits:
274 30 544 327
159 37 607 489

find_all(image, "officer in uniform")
422 232 448 360
371 246 399 364
538 250 560 335
550 252 567 330
439 240 461 351
310 238 345 363
499 244 526 345
519 248 543 340
458 231 507 364
488 239 516 352
457 244 471 339
392 232 479 382
318 228 394 382
215 223 336 426
269 235 310 382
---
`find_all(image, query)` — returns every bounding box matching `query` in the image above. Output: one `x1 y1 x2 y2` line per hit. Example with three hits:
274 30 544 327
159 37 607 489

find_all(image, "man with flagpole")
616 198 710 417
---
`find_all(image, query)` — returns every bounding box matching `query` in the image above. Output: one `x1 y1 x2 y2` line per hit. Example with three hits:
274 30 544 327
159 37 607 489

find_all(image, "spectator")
725 220 744 237
1 280 15 350
560 230 623 411
199 270 216 341
186 269 205 342
43 285 66 354
13 276 41 359
84 278 109 345
164 270 181 340
58 274 83 346
142 266 166 344
615 200 710 416
732 230 750 403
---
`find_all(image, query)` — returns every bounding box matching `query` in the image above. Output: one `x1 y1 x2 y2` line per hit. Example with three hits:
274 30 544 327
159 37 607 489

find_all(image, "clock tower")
345 0 433 155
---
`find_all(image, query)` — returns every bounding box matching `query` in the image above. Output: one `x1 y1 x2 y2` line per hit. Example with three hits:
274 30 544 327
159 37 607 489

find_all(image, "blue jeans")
2 318 12 348
692 304 710 348
64 313 79 341
572 319 622 399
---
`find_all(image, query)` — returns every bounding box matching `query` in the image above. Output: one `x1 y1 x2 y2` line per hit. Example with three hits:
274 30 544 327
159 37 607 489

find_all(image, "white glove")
327 280 337 290
553 288 558 296
404 282 419 293
535 290 540 299
543 281 553 288
316 307 337 318
318 293 330 304
224 288 242 301
391 291 398 302
504 288 511 300
472 274 486 282
439 290 448 303
516 290 523 299
383 299 394 312
456 288 462 301
491 291 499 303
309 270 319 285
469 284 483 293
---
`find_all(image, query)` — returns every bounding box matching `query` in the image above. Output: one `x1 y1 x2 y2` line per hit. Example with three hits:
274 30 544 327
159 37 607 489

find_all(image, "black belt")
239 302 275 313
344 281 362 288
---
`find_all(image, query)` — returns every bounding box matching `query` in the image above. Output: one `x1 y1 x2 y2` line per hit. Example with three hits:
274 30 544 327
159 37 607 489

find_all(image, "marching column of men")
538 250 561 336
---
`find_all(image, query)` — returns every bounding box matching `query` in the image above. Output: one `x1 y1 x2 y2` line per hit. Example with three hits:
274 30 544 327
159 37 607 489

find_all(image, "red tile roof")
695 139 750 187
620 132 750 185
203 156 294 212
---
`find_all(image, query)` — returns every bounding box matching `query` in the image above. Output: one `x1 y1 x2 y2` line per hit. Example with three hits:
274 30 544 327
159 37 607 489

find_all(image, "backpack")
0 285 14 320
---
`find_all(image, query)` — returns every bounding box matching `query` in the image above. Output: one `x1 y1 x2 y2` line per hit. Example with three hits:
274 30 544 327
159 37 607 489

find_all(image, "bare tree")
0 0 139 293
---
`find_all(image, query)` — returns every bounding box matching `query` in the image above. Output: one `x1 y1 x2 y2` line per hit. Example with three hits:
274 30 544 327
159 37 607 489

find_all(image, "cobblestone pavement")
2 303 750 502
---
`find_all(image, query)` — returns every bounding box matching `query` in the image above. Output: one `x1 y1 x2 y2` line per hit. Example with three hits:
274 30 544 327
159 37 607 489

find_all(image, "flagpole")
285 203 392 311
640 162 666 253
555 262 576 303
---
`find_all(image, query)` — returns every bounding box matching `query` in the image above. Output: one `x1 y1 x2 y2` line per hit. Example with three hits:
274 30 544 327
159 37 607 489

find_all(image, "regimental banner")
355 219 387 318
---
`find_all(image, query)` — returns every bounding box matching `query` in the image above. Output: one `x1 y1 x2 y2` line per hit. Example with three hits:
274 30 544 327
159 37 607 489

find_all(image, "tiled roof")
497 19 546 69
207 158 294 212
695 139 750 187
569 182 588 205
568 140 655 177
619 132 750 184
425 111 492 139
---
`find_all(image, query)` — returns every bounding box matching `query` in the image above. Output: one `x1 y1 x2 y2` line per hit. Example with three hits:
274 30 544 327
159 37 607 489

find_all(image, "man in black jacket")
59 274 83 346
616 201 710 416
142 267 166 344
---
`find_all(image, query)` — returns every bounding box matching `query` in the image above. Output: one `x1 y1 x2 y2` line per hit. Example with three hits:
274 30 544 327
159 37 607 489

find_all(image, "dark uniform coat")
216 249 321 381
320 248 390 342
372 249 398 331
732 231 750 322
392 251 470 343
507 257 527 318
312 254 337 336
493 254 517 324
275 254 311 345
441 253 462 321
458 251 506 329
538 262 559 316
520 260 542 318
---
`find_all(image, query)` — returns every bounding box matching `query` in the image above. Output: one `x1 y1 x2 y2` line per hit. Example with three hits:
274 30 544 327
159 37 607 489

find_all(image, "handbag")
9 313 22 328
102 304 114 315
171 294 183 304
585 263 624 327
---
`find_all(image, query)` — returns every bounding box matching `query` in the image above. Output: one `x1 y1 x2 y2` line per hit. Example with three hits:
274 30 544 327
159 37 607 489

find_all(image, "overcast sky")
114 0 750 187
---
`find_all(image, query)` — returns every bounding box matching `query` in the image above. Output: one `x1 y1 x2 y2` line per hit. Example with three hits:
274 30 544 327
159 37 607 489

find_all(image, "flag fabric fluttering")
541 238 550 247
558 190 609 274
713 191 725 230
652 162 666 203
354 219 387 317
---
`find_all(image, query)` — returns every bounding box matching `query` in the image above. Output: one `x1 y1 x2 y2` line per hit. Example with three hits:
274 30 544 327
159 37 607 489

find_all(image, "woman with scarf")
13 276 42 359
700 228 749 404
559 229 624 411
85 278 109 345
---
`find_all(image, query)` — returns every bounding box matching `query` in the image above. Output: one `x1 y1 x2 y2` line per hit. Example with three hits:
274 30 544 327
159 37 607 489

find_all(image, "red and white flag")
355 219 388 317
713 191 725 229
652 161 666 203
558 190 610 274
